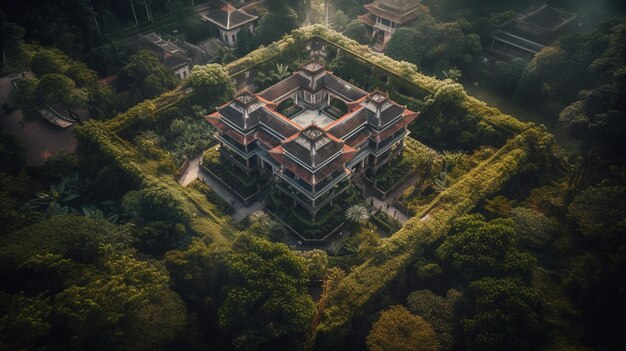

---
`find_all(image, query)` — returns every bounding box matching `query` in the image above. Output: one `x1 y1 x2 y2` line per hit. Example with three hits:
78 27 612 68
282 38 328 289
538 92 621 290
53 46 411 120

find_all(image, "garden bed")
187 179 234 215
397 146 497 215
201 148 266 198
370 210 401 235
366 137 437 193
265 185 360 240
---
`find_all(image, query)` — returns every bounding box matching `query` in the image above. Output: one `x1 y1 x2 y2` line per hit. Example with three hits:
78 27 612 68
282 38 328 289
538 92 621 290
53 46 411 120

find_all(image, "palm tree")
442 150 464 168
443 67 463 81
272 64 290 81
327 240 358 256
30 173 81 215
345 204 370 225
250 211 272 229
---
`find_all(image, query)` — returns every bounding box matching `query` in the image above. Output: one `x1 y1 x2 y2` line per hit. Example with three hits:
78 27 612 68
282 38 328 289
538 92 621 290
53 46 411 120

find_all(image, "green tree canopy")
344 19 369 45
510 207 558 249
386 28 424 67
255 9 298 46
33 73 88 119
0 215 133 268
30 48 70 76
53 253 187 350
118 49 176 102
406 289 458 350
187 64 235 107
218 234 315 350
461 277 543 351
0 16 32 73
366 305 440 351
436 213 536 281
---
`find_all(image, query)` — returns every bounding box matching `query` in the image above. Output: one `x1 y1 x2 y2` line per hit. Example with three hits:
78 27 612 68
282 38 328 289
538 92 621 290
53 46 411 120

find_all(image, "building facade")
199 1 260 47
206 61 419 215
137 32 192 80
358 0 425 51
482 5 582 65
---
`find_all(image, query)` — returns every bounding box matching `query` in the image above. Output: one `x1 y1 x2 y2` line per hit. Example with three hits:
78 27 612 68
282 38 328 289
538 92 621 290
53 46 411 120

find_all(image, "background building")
482 4 583 65
358 0 425 51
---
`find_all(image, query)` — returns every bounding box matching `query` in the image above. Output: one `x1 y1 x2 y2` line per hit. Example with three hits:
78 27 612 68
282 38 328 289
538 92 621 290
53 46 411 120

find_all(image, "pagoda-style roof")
201 2 257 30
268 125 358 185
363 0 423 24
361 90 407 128
137 32 191 70
277 125 345 168
206 62 419 189
493 5 581 54
257 62 368 102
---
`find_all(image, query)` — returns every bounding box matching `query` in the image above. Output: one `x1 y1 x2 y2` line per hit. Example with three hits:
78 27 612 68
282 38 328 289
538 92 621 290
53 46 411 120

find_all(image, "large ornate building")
206 61 418 215
358 0 425 51
481 4 582 65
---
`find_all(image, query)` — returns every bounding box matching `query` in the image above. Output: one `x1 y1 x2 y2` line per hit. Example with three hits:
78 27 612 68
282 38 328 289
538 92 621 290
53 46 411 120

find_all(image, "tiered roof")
206 62 419 188
201 2 257 30
138 32 191 70
362 0 422 24
258 61 368 102
493 5 581 54
326 90 418 143
269 125 357 185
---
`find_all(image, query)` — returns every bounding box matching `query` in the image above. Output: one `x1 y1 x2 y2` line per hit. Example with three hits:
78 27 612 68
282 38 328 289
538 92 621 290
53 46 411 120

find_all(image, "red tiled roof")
271 151 351 185
370 110 419 142
224 128 256 145
363 1 423 24
268 142 357 185
345 130 371 148
358 13 376 27
255 129 281 148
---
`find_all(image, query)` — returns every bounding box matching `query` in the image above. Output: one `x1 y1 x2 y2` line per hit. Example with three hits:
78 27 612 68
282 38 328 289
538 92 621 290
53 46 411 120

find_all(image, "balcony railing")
277 169 349 200
372 130 406 156
217 134 255 158
374 22 396 33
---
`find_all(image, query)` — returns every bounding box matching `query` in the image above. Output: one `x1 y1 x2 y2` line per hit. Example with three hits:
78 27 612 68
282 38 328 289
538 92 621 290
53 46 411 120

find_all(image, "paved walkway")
366 172 422 224
369 196 409 223
178 153 263 223
179 154 202 186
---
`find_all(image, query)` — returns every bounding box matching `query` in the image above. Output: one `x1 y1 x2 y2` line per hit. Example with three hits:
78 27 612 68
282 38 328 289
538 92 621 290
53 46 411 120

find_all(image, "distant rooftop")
363 0 423 24
200 1 257 30
495 4 582 50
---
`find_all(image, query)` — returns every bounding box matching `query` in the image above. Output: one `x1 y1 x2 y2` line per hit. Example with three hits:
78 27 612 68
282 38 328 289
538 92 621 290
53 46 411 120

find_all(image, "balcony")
374 22 396 34
217 134 255 158
277 169 349 200
372 130 406 156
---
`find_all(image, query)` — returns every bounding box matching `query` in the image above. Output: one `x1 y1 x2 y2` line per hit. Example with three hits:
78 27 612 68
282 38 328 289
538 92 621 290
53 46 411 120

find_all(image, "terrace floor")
290 108 335 127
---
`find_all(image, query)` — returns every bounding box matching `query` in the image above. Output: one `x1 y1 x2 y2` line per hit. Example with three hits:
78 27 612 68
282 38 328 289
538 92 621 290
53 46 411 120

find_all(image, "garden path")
366 172 422 224
179 154 264 223
368 196 409 224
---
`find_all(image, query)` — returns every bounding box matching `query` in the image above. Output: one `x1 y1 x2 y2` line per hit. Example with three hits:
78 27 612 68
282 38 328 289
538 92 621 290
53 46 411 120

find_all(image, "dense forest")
0 0 625 350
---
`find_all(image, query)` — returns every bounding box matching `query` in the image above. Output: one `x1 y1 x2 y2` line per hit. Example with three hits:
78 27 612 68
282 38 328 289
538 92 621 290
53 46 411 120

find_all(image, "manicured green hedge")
224 25 531 136
366 137 434 192
314 130 547 349
266 185 359 239
201 148 264 198
76 114 228 244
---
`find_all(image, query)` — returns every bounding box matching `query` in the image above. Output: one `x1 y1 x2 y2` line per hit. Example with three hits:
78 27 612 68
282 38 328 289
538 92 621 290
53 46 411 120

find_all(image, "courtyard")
290 108 336 127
